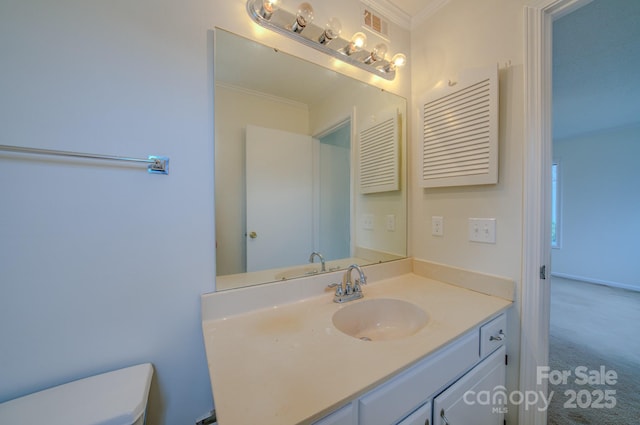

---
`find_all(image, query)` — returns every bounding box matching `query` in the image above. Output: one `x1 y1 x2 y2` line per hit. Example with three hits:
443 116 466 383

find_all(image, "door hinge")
540 265 546 280
505 354 508 365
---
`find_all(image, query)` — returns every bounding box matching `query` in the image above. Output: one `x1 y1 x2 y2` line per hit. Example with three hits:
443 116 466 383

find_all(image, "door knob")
249 231 257 239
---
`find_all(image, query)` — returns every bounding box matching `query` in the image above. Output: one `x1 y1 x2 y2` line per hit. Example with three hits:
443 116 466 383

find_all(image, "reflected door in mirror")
246 125 314 272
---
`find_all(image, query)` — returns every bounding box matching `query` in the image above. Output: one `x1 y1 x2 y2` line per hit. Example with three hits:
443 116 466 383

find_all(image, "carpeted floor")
548 277 640 424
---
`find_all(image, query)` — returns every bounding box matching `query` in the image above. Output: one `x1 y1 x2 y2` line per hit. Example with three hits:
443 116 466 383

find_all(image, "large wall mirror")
215 28 407 291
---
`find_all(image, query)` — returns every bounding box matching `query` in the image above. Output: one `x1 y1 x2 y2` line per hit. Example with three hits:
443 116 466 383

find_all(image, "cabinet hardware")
490 330 505 341
440 409 451 425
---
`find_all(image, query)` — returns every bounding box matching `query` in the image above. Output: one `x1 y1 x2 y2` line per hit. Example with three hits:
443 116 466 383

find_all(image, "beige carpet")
548 277 640 424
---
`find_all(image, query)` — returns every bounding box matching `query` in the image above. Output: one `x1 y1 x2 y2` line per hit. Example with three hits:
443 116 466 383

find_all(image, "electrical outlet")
432 216 444 236
386 214 396 231
468 218 496 243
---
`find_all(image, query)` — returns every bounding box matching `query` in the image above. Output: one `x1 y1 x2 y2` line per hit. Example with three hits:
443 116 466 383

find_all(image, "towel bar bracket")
148 156 169 174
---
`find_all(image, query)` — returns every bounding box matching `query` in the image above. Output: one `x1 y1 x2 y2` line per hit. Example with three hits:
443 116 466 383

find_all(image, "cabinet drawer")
358 331 480 425
480 314 506 358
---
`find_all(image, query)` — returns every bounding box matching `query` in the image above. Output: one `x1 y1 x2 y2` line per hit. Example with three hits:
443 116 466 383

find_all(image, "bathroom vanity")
201 259 513 425
315 314 507 425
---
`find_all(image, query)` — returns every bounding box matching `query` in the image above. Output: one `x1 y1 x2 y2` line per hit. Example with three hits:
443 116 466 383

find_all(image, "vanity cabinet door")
433 346 506 425
312 403 354 425
358 331 479 425
397 401 431 425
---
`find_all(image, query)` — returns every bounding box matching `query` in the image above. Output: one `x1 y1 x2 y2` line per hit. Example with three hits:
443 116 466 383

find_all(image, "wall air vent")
419 67 498 188
359 111 399 194
361 4 389 38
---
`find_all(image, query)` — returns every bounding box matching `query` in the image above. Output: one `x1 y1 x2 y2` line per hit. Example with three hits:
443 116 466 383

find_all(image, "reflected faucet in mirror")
308 251 326 272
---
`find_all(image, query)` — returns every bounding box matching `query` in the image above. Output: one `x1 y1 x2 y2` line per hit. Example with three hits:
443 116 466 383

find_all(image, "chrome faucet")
329 264 367 303
308 251 326 272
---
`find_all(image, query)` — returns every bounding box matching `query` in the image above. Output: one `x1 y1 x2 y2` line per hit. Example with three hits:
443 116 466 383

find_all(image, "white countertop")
202 261 513 425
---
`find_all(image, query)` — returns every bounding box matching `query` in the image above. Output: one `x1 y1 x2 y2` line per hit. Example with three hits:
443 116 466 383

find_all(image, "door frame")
313 110 356 257
520 1 592 424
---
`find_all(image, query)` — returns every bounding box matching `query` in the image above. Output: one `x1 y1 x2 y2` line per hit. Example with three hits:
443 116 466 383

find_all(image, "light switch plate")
386 214 396 231
362 214 374 230
432 216 444 236
468 218 496 243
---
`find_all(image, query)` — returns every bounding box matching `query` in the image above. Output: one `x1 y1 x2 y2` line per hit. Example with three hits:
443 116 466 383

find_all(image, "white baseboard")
551 272 640 293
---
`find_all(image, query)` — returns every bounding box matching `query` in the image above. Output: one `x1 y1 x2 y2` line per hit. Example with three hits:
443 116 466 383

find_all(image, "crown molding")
215 82 309 110
410 0 450 29
365 0 453 30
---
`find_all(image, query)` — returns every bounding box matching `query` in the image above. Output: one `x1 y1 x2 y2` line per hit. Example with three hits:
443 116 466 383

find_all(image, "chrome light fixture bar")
246 0 404 81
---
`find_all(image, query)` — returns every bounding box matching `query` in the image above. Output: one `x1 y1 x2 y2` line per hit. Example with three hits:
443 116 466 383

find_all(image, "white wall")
552 124 640 290
0 1 217 424
410 1 533 422
0 0 410 423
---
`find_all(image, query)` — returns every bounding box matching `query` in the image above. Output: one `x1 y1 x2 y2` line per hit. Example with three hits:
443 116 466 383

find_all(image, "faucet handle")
327 282 344 296
344 281 353 295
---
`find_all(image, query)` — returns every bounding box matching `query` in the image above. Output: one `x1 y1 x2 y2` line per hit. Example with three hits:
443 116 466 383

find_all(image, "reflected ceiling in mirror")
214 29 407 291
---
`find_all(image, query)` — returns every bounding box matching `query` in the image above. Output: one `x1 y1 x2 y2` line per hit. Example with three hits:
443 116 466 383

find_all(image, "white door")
245 125 314 272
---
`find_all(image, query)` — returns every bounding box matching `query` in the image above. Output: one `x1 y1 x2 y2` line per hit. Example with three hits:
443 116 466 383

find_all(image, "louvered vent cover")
420 67 498 188
359 112 399 194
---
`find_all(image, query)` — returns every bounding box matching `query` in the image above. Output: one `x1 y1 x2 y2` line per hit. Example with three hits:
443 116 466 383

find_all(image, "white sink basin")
332 298 429 341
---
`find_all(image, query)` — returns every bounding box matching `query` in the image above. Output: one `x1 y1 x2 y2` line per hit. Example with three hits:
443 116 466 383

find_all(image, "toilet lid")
0 363 153 425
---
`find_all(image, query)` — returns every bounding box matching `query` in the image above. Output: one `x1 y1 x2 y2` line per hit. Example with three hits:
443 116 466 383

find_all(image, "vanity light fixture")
245 0 406 80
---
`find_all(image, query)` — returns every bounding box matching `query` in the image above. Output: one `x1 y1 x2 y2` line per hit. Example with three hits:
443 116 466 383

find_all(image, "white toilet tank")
0 363 153 425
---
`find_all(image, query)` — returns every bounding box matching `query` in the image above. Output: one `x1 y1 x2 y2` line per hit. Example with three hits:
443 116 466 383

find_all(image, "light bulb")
344 32 367 55
384 53 407 72
364 43 387 64
318 17 342 45
259 0 280 19
291 2 314 33
392 53 407 67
